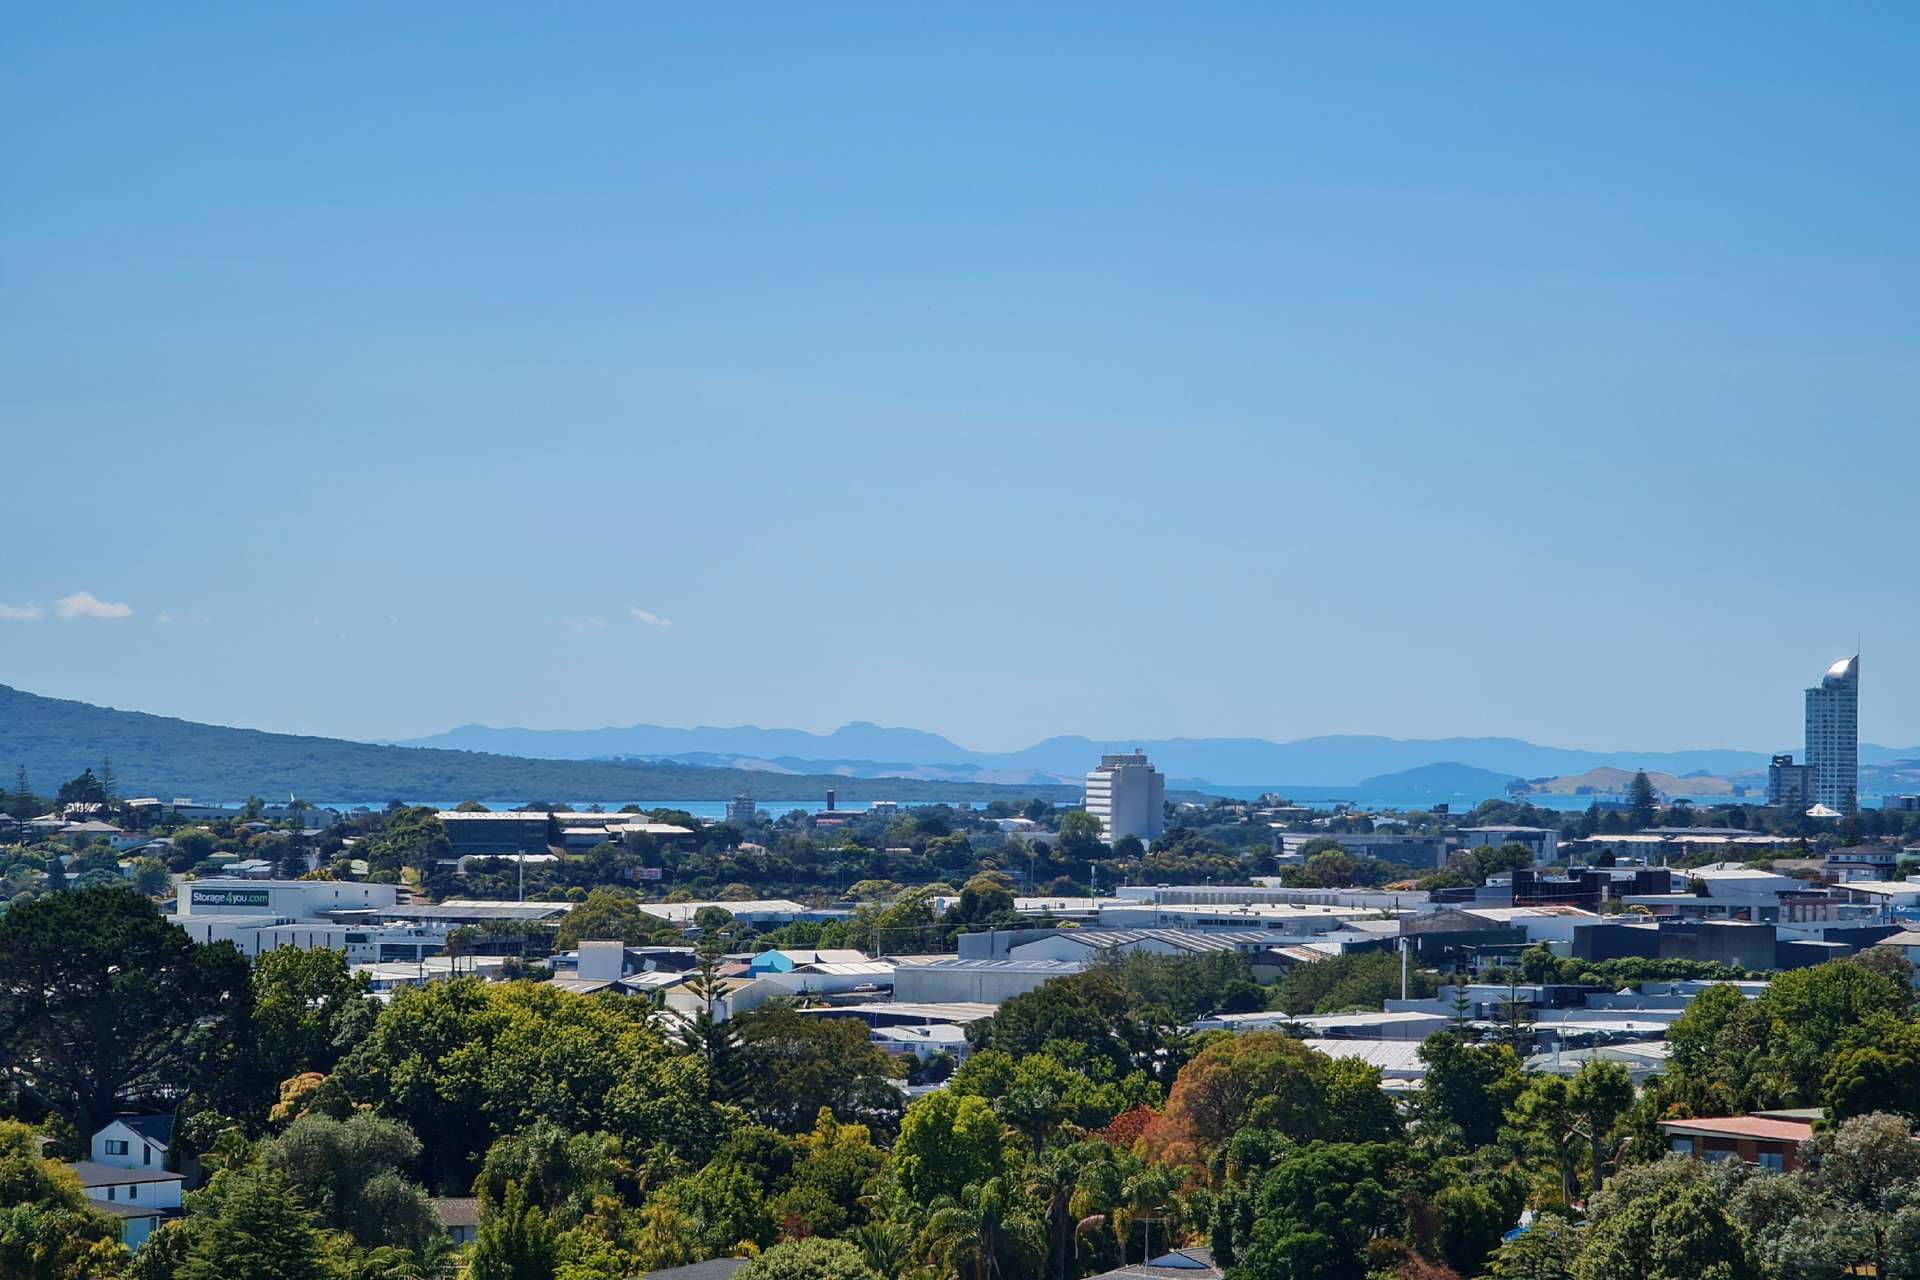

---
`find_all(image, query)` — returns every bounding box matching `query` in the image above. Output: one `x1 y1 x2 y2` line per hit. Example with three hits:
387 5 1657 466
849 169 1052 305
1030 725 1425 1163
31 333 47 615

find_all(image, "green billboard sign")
191 887 271 908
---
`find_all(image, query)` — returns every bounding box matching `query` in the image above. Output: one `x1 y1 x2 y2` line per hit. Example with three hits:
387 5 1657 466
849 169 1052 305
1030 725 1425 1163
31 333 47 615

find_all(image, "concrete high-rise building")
1805 655 1860 812
725 794 757 827
1084 751 1166 845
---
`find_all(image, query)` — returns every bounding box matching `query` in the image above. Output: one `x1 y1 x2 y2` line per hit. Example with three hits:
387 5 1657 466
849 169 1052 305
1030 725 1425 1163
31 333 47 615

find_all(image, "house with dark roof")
66 1161 183 1249
90 1114 174 1173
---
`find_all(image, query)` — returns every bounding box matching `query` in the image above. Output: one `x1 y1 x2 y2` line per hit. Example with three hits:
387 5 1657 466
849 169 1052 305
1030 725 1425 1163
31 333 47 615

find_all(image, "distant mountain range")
9 681 1915 809
0 686 1078 806
393 721 1920 791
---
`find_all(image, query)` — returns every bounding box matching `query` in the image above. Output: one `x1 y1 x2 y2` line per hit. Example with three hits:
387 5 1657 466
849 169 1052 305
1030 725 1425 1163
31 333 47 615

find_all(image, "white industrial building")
175 878 399 918
892 957 1086 1005
166 878 454 964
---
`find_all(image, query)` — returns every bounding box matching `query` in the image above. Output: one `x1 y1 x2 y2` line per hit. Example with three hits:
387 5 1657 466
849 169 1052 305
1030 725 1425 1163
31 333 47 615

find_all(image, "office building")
1805 655 1860 811
436 810 554 856
1457 825 1560 865
1083 751 1166 845
725 794 757 826
1767 755 1817 811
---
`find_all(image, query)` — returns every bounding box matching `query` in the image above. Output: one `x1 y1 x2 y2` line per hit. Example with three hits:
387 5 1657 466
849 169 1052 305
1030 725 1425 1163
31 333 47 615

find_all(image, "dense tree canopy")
0 887 252 1134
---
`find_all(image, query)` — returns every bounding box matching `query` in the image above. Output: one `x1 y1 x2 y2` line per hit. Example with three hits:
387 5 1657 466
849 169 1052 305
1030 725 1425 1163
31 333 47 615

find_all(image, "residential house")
91 1114 173 1172
431 1197 480 1246
1659 1112 1817 1172
67 1151 184 1250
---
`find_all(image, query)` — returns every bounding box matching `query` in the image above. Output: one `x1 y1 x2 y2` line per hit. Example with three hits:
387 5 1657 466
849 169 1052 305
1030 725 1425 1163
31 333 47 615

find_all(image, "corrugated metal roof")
1044 928 1272 952
1299 1038 1428 1075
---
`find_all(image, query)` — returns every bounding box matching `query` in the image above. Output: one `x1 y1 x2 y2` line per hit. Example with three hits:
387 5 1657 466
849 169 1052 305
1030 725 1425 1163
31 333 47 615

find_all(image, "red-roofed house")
1658 1114 1817 1172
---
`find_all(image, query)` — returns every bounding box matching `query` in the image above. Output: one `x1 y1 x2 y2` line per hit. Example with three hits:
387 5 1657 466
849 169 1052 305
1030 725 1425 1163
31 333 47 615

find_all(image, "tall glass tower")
1805 655 1860 811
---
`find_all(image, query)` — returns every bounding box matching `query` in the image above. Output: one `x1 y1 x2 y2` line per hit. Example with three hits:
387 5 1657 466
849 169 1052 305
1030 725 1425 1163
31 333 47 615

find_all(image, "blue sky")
4 5 1917 751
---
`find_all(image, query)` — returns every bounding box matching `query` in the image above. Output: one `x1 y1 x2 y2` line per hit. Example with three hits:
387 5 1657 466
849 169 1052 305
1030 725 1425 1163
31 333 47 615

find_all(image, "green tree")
1800 1111 1920 1278
943 872 1016 926
1567 1060 1636 1195
0 1119 129 1280
130 857 171 897
469 1181 558 1280
1573 1178 1755 1280
736 1237 881 1280
1824 1022 1920 1124
335 979 716 1189
657 1160 777 1257
167 828 217 869
1417 1032 1525 1147
55 770 106 808
242 948 378 1113
1055 810 1106 867
677 946 744 1105
1227 1142 1405 1280
920 1175 1047 1280
1432 1181 1514 1277
733 1006 904 1134
265 1112 438 1249
980 968 1144 1071
894 1091 1006 1206
1268 950 1436 1016
474 1121 614 1227
362 807 449 876
179 1165 334 1280
1485 1212 1580 1280
1628 772 1658 830
1471 841 1540 882
552 888 657 950
0 886 251 1135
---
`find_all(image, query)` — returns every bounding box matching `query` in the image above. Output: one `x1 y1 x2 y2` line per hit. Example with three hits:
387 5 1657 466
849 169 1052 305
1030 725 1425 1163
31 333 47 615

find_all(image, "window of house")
104 1139 129 1155
1758 1152 1785 1171
143 1145 152 1165
129 1183 138 1200
1670 1137 1694 1155
107 1186 116 1201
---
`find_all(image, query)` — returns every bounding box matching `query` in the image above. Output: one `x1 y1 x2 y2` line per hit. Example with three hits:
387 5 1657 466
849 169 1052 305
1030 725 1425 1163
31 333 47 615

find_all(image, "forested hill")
0 685 1078 805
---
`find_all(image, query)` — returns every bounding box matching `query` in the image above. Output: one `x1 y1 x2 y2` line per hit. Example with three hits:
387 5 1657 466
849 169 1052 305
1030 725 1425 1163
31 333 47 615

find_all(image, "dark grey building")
1768 754 1816 811
435 810 554 856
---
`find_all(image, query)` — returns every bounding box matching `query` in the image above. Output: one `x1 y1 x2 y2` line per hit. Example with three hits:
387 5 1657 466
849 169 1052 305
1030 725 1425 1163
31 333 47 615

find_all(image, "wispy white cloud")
566 618 608 633
55 591 132 621
154 611 176 624
629 607 672 629
0 603 45 621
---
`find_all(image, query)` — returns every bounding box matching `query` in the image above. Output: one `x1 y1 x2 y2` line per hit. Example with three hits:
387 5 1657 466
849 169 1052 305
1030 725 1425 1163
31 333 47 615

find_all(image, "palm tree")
850 1221 916 1279
919 1177 1046 1280
1115 1164 1182 1264
1024 1149 1081 1280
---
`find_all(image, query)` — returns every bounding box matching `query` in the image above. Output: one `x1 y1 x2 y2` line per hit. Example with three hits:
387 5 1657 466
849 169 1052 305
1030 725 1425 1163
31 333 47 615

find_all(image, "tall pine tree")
178 1166 332 1280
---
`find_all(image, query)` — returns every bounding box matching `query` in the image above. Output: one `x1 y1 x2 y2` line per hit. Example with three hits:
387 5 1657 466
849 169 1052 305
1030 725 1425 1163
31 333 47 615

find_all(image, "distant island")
1509 766 1743 798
